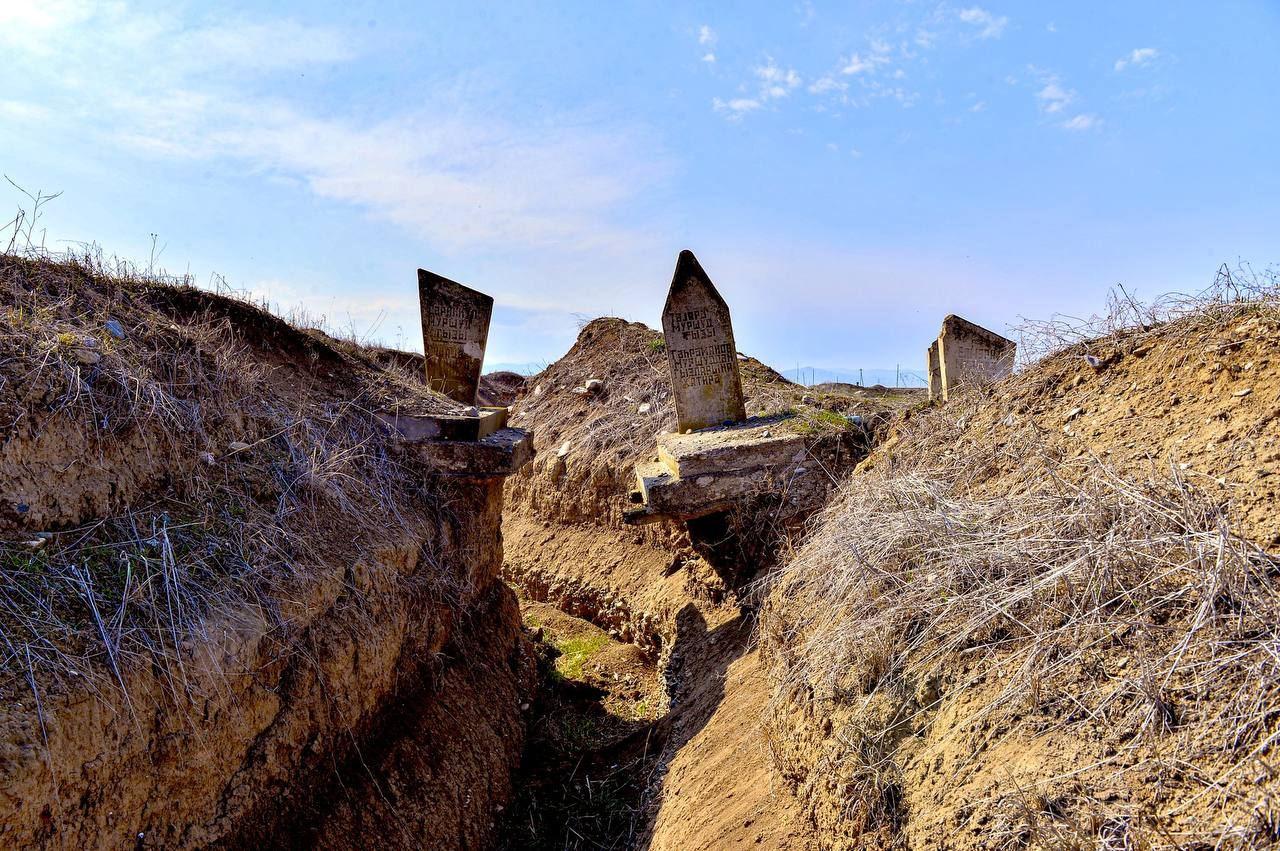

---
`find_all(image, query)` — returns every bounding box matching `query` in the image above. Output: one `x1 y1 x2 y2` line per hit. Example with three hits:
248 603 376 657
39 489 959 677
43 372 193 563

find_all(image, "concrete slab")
416 427 535 478
376 406 508 442
626 422 816 524
656 422 806 479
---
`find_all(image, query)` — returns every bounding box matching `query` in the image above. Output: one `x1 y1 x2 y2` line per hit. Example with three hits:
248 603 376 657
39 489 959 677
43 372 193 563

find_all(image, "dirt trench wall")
0 478 535 851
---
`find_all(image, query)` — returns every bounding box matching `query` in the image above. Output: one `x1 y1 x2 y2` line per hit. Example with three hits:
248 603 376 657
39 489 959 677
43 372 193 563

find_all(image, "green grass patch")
552 633 611 681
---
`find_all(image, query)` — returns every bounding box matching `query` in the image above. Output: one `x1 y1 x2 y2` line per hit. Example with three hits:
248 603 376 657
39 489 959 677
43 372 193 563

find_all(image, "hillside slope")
0 254 534 849
762 293 1280 849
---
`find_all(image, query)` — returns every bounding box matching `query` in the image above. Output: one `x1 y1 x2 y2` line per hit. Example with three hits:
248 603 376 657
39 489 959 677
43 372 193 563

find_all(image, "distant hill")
780 366 928 388
482 361 545 376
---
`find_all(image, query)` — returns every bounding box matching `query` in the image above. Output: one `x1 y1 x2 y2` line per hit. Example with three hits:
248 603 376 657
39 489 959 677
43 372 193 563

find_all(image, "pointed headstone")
661 250 746 431
417 269 493 405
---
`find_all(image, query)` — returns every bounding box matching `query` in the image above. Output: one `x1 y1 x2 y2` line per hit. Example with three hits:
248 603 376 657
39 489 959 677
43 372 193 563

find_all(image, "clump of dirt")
0 252 532 850
761 283 1280 849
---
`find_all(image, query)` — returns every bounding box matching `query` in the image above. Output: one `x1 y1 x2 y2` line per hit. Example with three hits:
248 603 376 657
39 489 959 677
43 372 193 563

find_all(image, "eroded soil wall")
0 478 534 850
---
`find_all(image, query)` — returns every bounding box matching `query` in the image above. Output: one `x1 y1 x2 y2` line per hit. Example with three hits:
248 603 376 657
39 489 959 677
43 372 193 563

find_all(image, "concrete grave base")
377 407 533 478
377 406 509 442
625 421 813 524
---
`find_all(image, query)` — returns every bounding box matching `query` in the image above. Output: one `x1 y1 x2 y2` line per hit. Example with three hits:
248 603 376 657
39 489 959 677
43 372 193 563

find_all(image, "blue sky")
1 1 1276 376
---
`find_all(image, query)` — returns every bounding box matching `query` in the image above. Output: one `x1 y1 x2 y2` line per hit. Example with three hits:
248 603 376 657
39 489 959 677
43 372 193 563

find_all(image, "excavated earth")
0 256 535 850
499 317 918 849
11 252 1266 851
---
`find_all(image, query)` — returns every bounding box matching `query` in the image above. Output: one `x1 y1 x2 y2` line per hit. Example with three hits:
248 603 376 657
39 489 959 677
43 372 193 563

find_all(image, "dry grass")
761 266 1280 848
0 246 469 715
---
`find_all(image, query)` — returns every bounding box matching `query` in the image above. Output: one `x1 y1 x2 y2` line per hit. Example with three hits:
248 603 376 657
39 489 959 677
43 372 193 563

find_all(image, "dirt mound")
761 296 1280 849
0 253 531 849
480 370 529 407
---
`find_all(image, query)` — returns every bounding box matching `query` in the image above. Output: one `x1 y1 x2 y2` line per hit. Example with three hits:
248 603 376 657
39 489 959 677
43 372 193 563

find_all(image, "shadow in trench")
632 603 752 851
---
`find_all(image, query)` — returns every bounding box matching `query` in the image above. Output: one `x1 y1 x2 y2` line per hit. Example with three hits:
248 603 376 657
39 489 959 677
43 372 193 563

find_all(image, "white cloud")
698 25 717 46
713 97 762 118
1114 47 1159 71
808 76 848 95
1036 80 1074 113
957 7 1008 39
0 4 667 259
840 41 893 76
969 100 986 112
1061 113 1101 131
1046 22 1057 33
702 52 717 63
756 59 802 95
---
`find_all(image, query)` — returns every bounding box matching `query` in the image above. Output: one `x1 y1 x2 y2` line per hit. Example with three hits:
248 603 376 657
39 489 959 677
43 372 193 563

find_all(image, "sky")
1 1 1276 378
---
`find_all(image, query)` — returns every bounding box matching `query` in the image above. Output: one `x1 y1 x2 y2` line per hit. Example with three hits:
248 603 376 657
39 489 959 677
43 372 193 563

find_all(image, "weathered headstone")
927 340 942 401
661 250 746 431
930 314 1015 401
417 269 493 405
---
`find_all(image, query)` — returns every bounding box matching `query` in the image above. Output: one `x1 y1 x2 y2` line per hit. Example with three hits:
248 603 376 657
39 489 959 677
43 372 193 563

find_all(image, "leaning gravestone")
661 250 747 431
417 269 493 405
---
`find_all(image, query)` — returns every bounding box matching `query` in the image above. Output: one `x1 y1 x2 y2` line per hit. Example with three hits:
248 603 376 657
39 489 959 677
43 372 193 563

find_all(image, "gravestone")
661 250 746 431
417 269 493 405
927 340 942 401
931 314 1015 401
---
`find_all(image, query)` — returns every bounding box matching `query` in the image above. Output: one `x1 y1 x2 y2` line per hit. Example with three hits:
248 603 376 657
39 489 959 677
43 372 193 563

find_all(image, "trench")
493 498 794 851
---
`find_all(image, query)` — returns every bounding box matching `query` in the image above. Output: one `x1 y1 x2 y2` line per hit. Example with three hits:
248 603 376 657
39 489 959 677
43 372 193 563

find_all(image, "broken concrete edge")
375 406 509 442
625 424 820 525
415 427 535 478
373 408 532 478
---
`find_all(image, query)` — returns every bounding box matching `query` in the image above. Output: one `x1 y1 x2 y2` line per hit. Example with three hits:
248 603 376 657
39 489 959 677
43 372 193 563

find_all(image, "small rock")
638 403 652 415
104 318 126 339
1233 388 1253 397
556 440 571 458
762 429 772 438
584 378 604 393
461 406 479 416
850 415 863 426
74 348 101 365
227 441 251 454
571 387 589 395
22 538 47 550
1065 406 1084 422
802 394 816 405
198 451 216 466
533 384 544 396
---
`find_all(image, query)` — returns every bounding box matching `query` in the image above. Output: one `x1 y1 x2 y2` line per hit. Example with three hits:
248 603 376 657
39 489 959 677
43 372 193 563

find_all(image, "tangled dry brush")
762 265 1280 849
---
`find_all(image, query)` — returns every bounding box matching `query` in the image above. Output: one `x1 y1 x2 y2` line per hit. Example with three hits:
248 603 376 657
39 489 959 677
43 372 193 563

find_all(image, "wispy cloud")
0 5 670 259
808 76 848 95
1114 47 1159 71
698 24 717 62
713 57 802 119
1061 113 1101 131
957 7 1009 40
1036 78 1075 114
755 58 803 98
841 40 893 75
713 97 762 118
